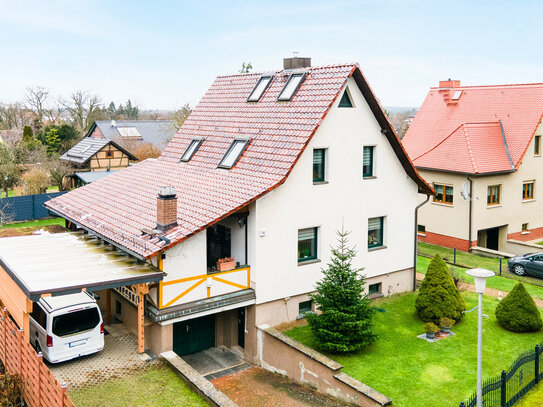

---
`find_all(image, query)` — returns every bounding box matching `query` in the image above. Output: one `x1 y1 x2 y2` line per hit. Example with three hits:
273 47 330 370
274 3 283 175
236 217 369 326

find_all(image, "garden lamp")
465 268 495 407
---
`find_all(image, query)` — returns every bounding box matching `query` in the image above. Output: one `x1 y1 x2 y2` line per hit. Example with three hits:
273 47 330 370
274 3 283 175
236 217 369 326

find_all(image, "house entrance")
173 314 216 356
477 227 501 251
207 224 231 269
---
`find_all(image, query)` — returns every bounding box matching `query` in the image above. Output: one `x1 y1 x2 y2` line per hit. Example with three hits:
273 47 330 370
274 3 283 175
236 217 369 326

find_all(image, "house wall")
89 144 131 171
251 76 421 306
90 127 104 139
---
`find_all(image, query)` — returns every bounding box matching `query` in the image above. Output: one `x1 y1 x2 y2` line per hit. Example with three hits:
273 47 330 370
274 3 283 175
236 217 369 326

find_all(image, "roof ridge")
216 63 359 79
411 122 466 161
431 82 543 90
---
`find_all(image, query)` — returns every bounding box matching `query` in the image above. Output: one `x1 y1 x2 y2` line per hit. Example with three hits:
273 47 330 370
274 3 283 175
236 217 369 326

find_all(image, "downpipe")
413 194 431 291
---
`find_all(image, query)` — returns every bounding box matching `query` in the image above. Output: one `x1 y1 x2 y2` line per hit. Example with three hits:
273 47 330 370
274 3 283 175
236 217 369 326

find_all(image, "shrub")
0 373 23 406
449 266 465 289
19 167 50 195
423 322 439 333
133 143 161 160
495 283 542 333
415 254 466 324
440 317 455 329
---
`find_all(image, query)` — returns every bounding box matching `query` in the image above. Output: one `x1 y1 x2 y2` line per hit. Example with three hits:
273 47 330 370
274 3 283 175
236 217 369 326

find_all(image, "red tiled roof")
46 63 431 258
403 83 543 174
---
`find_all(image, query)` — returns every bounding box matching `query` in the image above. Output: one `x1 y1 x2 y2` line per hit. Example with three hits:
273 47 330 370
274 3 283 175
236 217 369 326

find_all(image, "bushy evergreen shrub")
495 283 542 333
415 254 466 324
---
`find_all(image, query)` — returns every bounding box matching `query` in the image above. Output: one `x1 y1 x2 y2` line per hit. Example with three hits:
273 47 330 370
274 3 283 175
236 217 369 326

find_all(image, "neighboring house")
45 58 432 361
87 120 176 150
403 80 543 254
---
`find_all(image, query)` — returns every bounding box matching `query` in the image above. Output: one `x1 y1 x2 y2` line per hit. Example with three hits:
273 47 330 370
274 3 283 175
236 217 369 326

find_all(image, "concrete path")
183 346 251 380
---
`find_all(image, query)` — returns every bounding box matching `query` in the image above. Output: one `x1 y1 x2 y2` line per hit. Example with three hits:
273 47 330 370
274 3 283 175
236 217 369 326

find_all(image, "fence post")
18 327 23 375
454 247 457 264
60 382 67 407
499 258 502 276
501 370 507 407
536 345 540 384
459 402 465 407
37 352 43 407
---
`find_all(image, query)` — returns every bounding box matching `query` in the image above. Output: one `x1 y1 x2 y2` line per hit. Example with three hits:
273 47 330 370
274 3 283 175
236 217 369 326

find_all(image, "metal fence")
460 343 543 407
0 191 67 222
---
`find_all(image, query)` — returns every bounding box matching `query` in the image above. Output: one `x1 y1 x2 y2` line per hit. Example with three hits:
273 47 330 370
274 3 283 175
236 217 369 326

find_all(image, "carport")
0 232 165 353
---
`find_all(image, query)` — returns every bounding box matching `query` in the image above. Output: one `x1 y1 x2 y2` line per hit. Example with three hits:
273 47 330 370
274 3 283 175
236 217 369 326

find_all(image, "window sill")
521 231 531 235
368 245 387 252
431 202 454 208
487 204 502 209
369 292 384 300
363 176 376 180
298 259 321 267
313 181 329 185
417 232 426 237
522 199 536 203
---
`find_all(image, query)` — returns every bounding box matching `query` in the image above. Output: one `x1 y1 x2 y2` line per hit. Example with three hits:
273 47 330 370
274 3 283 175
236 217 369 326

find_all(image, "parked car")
29 292 104 363
508 253 543 277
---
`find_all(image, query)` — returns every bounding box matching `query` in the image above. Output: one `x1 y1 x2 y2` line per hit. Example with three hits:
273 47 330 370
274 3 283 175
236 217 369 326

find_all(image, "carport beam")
105 289 111 325
136 284 149 354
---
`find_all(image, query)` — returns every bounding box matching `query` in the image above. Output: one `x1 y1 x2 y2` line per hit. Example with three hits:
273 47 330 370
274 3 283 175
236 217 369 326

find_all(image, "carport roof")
0 232 165 301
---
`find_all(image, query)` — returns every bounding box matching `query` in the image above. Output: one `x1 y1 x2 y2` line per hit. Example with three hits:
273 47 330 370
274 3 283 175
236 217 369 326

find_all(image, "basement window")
247 75 273 102
218 139 250 169
277 73 306 101
180 139 203 162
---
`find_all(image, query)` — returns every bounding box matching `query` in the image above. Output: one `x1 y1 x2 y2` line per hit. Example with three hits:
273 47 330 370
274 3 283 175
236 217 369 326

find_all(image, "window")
523 181 535 200
418 225 426 233
487 185 501 205
434 184 453 204
369 283 382 295
451 90 463 100
52 308 100 337
277 73 305 101
181 139 202 162
313 149 325 182
106 151 113 158
218 139 250 169
298 227 318 262
535 135 541 156
247 75 273 102
522 223 529 231
363 146 374 177
298 300 313 315
30 305 46 329
338 88 353 108
368 217 384 248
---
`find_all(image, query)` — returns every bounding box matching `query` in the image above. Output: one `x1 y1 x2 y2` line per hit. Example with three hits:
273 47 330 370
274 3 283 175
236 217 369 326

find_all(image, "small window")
30 305 46 329
218 139 250 169
418 225 426 233
434 184 453 204
363 146 374 177
368 217 384 248
451 90 462 100
181 139 202 162
523 181 535 200
298 300 313 315
106 151 113 158
298 227 318 262
247 75 273 102
535 136 541 156
313 149 325 182
369 283 381 295
522 223 529 231
338 88 353 108
277 73 305 101
487 185 501 205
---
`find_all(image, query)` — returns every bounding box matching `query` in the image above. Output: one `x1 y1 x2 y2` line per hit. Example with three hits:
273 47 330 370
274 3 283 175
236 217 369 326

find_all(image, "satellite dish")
111 120 116 127
461 182 470 199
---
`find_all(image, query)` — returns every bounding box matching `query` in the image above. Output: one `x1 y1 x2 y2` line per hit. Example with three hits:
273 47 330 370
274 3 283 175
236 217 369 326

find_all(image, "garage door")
173 314 216 356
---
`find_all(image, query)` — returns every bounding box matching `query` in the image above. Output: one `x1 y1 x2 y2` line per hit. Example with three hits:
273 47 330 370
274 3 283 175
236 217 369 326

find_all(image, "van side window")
30 305 46 329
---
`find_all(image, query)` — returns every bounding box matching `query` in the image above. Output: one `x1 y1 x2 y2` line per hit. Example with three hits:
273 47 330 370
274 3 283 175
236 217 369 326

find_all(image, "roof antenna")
293 51 299 58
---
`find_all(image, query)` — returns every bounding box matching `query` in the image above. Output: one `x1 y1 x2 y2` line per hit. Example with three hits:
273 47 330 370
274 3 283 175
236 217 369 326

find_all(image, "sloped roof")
403 83 543 174
46 63 432 259
74 170 119 184
90 120 176 149
60 138 136 165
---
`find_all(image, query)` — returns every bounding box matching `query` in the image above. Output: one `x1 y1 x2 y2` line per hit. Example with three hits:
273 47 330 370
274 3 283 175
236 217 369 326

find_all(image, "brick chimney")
156 186 177 231
439 79 461 88
283 56 311 70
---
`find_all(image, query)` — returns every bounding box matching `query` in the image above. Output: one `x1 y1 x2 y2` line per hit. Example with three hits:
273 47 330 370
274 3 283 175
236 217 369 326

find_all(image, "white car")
29 292 104 363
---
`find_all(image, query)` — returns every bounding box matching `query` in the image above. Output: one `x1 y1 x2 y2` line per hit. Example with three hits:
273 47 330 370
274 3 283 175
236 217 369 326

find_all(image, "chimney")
283 56 311 70
439 79 461 88
156 186 177 231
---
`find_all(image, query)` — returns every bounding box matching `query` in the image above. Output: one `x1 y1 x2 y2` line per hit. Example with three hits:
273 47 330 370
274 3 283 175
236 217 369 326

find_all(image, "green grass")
418 242 506 272
516 381 543 406
285 292 543 407
69 365 209 407
537 241 543 246
1 217 65 229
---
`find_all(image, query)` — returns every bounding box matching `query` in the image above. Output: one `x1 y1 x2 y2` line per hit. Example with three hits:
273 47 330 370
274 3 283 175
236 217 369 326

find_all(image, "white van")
29 292 104 363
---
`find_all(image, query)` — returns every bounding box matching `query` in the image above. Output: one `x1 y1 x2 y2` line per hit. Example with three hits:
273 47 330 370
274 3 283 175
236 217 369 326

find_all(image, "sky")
0 0 542 110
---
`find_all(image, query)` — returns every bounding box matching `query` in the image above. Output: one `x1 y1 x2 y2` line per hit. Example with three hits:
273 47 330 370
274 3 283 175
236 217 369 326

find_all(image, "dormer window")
277 73 305 101
218 139 250 169
247 75 273 102
180 139 202 162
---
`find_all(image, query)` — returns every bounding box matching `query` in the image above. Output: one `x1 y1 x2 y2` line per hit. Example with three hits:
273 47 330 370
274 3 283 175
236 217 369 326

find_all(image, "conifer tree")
495 283 542 332
307 227 377 353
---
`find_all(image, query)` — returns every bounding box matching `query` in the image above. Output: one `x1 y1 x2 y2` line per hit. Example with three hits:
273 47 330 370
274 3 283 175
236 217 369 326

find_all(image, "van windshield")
52 308 100 337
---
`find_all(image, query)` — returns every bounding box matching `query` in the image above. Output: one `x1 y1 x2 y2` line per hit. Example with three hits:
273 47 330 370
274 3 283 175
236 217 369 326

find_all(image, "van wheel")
35 341 42 354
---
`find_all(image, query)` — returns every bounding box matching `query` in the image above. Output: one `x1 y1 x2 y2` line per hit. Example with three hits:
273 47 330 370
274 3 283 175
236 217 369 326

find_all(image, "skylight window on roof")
452 90 463 100
277 73 306 101
180 139 202 162
117 127 143 139
218 139 250 169
247 75 273 102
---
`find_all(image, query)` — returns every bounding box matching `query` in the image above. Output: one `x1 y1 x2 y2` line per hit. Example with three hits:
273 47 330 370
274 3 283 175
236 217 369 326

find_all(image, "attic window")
277 73 306 101
247 75 273 102
180 139 202 162
218 139 250 169
451 90 462 100
117 127 143 139
338 88 353 108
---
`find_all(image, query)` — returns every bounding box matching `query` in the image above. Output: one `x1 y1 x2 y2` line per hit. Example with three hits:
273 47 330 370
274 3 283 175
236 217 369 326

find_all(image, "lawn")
516 381 543 407
69 365 209 407
285 292 543 407
1 217 65 229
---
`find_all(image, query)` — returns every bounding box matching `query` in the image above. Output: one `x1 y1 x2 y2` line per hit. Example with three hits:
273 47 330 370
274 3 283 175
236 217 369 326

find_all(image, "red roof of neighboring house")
403 83 543 174
46 63 432 258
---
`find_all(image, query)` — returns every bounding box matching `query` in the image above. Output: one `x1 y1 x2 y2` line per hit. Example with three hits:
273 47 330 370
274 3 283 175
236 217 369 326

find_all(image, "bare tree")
0 103 31 129
63 90 102 132
0 200 14 227
170 103 192 131
46 159 73 191
25 87 50 123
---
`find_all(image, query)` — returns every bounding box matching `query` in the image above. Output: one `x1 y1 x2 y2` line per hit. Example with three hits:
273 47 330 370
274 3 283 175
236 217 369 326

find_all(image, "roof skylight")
452 90 463 100
180 139 202 162
277 73 306 101
247 75 273 102
218 139 250 169
117 127 143 139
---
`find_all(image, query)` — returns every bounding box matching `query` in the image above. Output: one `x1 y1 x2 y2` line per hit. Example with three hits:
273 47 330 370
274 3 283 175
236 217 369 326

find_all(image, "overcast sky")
1 0 541 110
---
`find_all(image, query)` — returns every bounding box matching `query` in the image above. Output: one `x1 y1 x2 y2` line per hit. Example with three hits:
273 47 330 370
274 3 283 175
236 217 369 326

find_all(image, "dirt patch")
212 367 352 407
0 224 67 238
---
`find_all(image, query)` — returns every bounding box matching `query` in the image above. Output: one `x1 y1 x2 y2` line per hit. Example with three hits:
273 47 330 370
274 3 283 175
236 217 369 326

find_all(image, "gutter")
467 175 473 252
413 194 431 291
